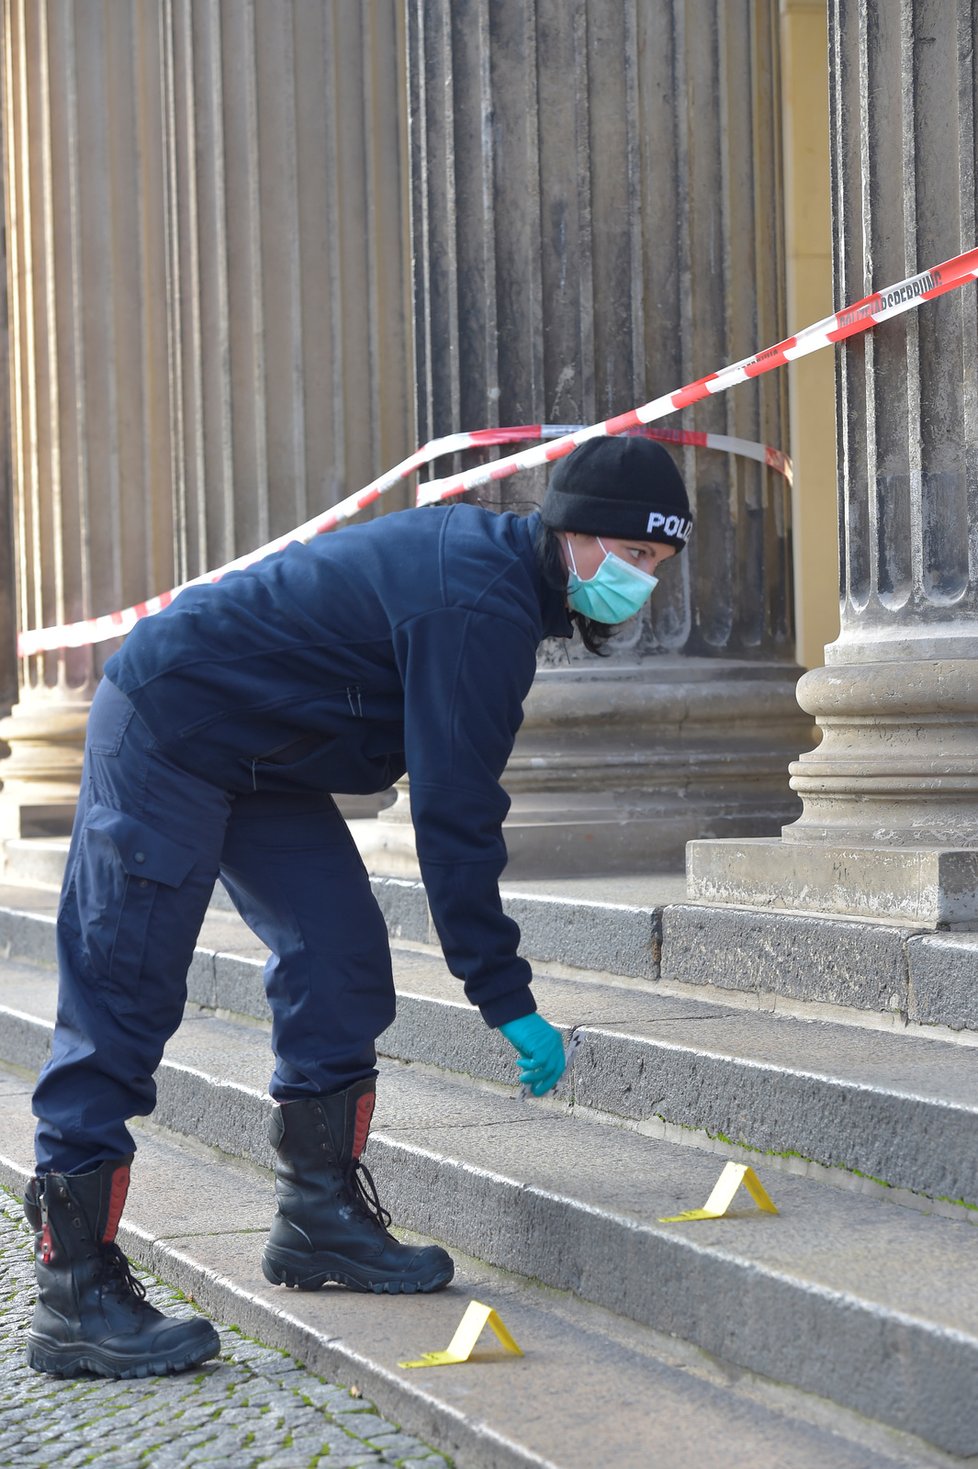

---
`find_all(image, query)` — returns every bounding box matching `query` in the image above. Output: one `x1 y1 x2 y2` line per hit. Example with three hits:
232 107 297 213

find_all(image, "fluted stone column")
0 0 159 838
0 179 13 723
688 0 978 924
0 0 413 841
372 0 813 876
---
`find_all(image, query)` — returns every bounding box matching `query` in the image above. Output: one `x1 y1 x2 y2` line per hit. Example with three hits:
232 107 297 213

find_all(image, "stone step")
661 901 978 1035
6 840 978 1034
0 844 667 981
3 897 976 1211
0 1066 953 1469
1 957 976 1456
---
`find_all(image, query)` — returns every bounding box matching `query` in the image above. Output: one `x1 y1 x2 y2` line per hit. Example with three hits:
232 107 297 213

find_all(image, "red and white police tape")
15 424 789 657
444 423 793 483
17 243 978 658
416 245 978 505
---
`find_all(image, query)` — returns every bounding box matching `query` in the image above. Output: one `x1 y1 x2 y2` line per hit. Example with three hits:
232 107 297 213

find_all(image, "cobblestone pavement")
0 1192 453 1468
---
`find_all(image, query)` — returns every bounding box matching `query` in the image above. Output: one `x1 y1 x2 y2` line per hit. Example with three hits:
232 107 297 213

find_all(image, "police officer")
25 434 692 1378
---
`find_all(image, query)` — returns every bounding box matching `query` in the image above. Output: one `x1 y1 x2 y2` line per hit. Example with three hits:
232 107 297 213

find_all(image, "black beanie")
540 434 693 551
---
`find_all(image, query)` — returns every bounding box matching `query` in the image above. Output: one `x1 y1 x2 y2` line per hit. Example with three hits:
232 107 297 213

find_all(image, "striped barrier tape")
15 424 788 657
452 424 793 483
416 244 978 505
17 242 978 657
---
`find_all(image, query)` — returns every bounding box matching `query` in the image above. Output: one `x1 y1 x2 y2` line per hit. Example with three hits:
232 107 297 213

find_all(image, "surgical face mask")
564 537 659 624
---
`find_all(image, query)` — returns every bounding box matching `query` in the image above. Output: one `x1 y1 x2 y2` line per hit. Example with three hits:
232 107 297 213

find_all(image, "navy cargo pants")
32 678 395 1174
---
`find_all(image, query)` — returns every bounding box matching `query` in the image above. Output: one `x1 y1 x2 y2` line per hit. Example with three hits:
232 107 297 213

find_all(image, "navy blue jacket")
105 505 572 1027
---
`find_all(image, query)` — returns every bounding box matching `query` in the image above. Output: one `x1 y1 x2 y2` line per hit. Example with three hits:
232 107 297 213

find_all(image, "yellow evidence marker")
399 1301 524 1368
659 1161 779 1223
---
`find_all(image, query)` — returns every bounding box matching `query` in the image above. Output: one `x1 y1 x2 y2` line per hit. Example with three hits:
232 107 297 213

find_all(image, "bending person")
26 434 692 1378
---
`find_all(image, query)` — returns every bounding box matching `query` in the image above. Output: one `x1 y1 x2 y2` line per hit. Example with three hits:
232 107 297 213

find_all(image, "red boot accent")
352 1092 375 1160
102 1165 131 1244
40 1224 54 1264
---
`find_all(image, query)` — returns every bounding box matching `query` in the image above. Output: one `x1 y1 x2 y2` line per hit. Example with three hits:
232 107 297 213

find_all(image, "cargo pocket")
69 804 199 1011
87 686 136 755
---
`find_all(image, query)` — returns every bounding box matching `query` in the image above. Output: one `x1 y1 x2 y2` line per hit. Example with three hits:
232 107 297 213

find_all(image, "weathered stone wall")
408 0 795 663
0 0 816 873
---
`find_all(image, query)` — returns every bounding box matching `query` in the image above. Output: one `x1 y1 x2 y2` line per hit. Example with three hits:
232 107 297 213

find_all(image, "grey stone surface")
499 890 659 980
9 872 976 1042
0 839 68 889
363 1120 978 1457
661 902 912 1014
370 877 433 946
0 844 688 915
381 988 522 1092
5 880 978 1450
205 952 270 1020
0 896 57 966
369 875 664 980
185 948 216 1009
0 872 666 994
4 983 978 1452
687 838 978 927
380 952 978 1203
6 930 978 1205
501 874 689 906
0 1123 952 1469
0 1192 449 1469
568 1022 978 1205
907 932 978 1032
0 997 52 1074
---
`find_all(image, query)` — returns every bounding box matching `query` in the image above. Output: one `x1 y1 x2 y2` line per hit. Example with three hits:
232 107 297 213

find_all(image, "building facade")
10 2 961 891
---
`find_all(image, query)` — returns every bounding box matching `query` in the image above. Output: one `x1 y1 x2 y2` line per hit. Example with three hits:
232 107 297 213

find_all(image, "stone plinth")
687 838 978 929
357 659 811 878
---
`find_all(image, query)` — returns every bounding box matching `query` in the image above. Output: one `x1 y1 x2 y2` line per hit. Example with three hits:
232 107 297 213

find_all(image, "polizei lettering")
646 511 692 543
877 271 936 312
837 270 936 328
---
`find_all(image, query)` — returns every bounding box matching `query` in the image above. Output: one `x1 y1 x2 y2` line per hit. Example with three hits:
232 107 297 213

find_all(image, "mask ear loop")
564 535 581 577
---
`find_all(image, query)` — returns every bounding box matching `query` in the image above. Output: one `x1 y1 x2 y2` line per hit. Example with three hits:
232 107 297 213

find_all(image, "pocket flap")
83 804 198 887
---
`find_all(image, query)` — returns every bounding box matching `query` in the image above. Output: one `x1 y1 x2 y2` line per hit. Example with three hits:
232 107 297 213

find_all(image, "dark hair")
534 522 616 656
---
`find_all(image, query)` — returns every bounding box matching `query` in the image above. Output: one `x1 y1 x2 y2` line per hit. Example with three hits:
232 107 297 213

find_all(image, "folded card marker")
659 1161 779 1223
399 1300 524 1369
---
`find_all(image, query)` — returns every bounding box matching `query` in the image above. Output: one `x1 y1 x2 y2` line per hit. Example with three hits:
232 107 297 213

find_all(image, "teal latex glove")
499 1013 566 1096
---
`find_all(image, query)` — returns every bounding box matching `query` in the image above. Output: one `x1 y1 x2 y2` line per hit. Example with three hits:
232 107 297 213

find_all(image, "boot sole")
26 1322 221 1379
261 1248 454 1295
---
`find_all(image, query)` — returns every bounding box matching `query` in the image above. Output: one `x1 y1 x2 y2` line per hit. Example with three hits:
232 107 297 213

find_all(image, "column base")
686 836 978 928
786 656 978 847
353 800 815 880
0 689 91 843
354 658 813 880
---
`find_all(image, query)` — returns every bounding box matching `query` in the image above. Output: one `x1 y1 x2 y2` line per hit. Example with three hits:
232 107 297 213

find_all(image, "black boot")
24 1160 220 1378
262 1078 454 1294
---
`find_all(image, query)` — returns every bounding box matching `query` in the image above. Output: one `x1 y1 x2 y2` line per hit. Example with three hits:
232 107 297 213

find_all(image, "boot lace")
97 1242 148 1302
348 1160 393 1232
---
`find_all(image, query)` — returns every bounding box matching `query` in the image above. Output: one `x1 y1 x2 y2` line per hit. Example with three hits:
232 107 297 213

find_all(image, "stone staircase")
0 843 975 1467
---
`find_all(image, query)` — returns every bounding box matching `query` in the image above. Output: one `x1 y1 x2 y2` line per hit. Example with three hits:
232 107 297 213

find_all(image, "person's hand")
499 1013 567 1096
